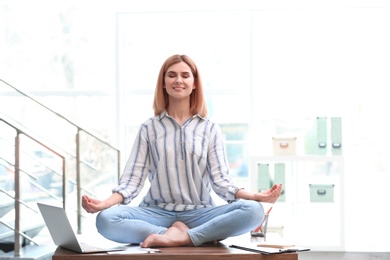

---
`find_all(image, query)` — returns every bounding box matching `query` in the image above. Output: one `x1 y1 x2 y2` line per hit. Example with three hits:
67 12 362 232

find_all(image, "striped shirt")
112 112 240 211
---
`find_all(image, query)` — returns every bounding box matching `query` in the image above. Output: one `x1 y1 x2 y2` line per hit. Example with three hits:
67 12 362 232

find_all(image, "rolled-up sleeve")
207 124 240 201
112 125 149 204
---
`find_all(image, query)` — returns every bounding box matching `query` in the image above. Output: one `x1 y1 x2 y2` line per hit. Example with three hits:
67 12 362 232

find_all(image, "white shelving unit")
250 155 344 251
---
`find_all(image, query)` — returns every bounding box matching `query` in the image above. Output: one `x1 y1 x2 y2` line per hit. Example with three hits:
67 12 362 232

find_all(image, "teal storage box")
257 163 271 192
274 163 286 202
304 117 327 155
309 184 334 202
331 117 342 155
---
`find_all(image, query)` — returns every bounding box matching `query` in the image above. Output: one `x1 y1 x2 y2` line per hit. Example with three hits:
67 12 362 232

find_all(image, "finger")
82 195 91 203
272 184 280 191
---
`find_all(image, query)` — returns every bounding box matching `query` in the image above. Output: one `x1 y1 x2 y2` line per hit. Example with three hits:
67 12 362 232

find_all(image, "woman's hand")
235 184 283 203
253 184 283 203
82 192 124 214
82 195 107 213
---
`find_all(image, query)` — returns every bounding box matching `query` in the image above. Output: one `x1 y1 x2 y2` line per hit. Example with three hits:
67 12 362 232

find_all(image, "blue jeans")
96 200 264 246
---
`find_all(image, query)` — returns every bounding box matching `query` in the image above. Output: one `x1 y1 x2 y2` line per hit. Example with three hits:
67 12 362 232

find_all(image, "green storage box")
304 117 327 155
257 163 271 192
331 117 342 155
274 163 286 202
309 184 334 202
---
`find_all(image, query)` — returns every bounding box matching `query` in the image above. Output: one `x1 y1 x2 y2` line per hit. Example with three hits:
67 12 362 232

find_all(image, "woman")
82 54 282 248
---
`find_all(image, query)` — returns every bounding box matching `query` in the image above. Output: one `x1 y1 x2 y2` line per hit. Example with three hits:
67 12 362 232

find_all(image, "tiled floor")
299 251 390 260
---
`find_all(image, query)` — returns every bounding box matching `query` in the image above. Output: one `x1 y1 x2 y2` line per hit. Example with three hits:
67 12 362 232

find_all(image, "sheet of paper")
107 245 161 254
258 242 295 249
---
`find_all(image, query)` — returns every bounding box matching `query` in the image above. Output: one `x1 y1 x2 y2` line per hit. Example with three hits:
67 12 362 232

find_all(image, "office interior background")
0 0 389 255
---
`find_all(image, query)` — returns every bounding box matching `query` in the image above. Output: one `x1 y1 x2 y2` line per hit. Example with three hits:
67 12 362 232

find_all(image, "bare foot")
140 221 192 248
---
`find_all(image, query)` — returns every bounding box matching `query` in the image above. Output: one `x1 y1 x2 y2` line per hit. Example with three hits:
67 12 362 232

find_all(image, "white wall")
250 4 390 251
117 0 390 251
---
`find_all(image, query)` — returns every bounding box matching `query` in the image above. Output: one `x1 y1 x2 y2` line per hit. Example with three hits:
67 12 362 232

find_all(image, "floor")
299 252 390 260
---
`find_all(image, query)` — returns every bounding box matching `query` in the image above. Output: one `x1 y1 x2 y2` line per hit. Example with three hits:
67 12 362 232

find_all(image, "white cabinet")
250 155 344 251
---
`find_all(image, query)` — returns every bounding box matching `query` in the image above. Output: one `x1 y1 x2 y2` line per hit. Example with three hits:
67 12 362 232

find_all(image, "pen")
279 248 297 253
279 248 311 253
266 206 273 216
253 206 273 233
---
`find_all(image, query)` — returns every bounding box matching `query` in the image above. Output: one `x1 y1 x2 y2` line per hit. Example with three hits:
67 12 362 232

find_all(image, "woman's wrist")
235 189 256 201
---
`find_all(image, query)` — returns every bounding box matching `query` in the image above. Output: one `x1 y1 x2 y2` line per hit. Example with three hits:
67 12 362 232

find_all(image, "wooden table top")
52 234 299 260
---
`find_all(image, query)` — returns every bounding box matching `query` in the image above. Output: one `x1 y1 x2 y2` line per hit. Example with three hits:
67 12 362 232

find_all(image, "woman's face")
164 61 195 100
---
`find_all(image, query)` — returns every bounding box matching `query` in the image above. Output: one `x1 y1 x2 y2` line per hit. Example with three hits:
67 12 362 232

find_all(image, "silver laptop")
37 202 123 253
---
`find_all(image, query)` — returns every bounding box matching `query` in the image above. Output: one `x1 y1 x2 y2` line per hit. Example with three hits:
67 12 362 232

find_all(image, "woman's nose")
175 77 183 84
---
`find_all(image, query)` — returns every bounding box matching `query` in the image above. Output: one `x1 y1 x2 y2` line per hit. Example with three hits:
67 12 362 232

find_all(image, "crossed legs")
96 200 264 247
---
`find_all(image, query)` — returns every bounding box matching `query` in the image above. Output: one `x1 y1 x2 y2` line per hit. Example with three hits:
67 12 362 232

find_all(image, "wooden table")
52 234 298 260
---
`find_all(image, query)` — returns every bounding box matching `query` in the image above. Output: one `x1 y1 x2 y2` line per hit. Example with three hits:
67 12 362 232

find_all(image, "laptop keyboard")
80 243 106 252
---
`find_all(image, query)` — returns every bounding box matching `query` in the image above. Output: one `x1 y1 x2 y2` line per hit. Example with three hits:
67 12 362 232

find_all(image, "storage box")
274 163 286 202
331 117 342 155
257 163 271 192
309 184 334 202
304 117 327 155
272 137 297 155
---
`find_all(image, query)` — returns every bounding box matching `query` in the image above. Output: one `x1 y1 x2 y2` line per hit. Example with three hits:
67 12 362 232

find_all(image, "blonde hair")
153 54 208 117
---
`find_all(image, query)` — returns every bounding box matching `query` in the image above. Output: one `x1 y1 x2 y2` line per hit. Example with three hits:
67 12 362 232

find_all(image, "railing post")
76 129 82 234
14 131 21 256
117 150 121 182
62 157 66 210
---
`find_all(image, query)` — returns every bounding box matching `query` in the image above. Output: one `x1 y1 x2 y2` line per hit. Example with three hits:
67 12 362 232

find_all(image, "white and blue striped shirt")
113 112 240 211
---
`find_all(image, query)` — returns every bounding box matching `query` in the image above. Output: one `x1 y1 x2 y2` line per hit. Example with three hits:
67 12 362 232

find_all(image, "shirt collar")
158 111 206 121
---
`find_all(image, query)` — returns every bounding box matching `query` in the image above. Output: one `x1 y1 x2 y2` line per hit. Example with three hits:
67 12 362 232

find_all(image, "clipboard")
229 244 310 255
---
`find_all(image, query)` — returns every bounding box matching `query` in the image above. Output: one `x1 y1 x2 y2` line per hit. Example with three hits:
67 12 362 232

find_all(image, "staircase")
0 79 121 258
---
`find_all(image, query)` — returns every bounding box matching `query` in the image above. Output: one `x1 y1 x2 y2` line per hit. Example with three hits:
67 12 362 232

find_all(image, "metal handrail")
0 79 121 243
0 220 39 246
0 120 67 202
2 131 102 191
0 188 39 214
0 79 119 151
0 119 66 256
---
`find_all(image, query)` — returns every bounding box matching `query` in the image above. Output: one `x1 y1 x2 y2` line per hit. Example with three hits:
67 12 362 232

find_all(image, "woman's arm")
235 184 282 204
112 124 150 204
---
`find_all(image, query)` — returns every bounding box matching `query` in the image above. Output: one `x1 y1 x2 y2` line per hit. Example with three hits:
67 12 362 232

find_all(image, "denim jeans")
96 199 264 246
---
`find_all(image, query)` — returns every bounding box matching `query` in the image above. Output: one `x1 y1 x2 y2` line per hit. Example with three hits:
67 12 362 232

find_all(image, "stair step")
0 221 45 242
0 201 14 218
0 243 55 260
